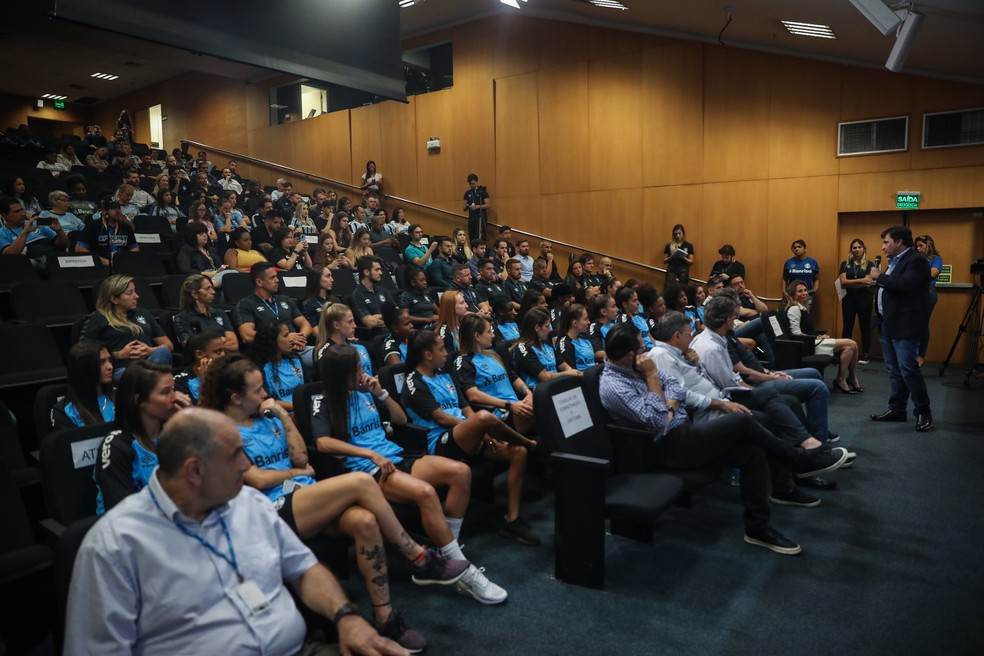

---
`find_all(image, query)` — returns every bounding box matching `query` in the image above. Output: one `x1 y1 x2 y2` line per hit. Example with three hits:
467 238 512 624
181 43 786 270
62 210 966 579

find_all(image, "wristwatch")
332 603 359 624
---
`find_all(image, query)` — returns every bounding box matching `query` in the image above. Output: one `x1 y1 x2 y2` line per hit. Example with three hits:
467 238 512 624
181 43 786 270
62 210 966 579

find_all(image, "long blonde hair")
844 238 870 269
453 227 473 260
96 274 143 334
315 302 351 358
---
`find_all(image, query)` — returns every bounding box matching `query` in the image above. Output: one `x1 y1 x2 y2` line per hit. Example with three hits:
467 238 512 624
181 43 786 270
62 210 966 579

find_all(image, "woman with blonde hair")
838 238 875 363
663 223 695 285
343 228 374 269
291 199 318 235
315 302 374 376
914 234 943 366
81 274 173 377
451 227 472 264
435 290 468 352
785 280 861 394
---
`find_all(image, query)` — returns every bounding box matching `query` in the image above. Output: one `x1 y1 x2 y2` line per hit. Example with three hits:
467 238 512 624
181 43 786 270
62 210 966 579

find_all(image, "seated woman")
785 280 862 394
57 143 83 169
185 199 218 244
435 290 468 353
51 341 116 431
451 227 472 265
300 266 341 336
329 211 353 251
615 285 656 350
291 200 318 236
81 275 173 377
175 222 228 283
269 226 312 272
200 354 469 649
225 191 250 228
343 228 374 268
510 308 580 389
310 232 349 269
565 259 586 292
381 302 414 365
555 303 596 372
399 266 439 329
663 282 702 332
94 360 190 514
517 290 548 322
172 274 238 352
453 314 535 436
4 177 42 217
315 303 374 376
686 283 706 332
39 190 86 233
315 344 503 604
251 322 305 413
37 149 70 177
173 331 226 403
114 183 142 220
403 331 539 548
223 226 267 272
490 298 519 345
587 293 618 361
147 189 184 229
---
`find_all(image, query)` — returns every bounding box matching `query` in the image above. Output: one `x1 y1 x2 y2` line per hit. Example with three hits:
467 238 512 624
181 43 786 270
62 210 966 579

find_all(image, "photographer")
463 173 490 242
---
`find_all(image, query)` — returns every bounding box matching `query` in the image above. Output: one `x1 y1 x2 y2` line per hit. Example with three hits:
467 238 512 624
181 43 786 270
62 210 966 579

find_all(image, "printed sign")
551 388 592 439
135 233 162 244
282 276 306 288
57 255 95 268
937 264 952 285
70 437 105 470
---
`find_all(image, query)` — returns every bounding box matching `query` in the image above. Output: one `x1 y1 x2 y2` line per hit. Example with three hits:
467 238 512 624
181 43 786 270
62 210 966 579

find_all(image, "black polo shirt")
236 294 303 332
81 308 165 354
173 308 234 345
503 279 528 305
351 283 394 324
451 282 482 312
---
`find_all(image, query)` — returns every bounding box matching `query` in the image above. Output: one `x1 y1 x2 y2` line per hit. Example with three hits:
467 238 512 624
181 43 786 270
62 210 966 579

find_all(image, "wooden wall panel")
414 89 458 205
492 15 540 80
702 48 771 183
496 195 543 239
769 58 841 179
643 185 704 275
839 167 984 213
538 20 591 71
450 78 496 205
641 43 703 187
587 53 643 192
350 105 383 188
538 63 590 195
703 180 770 289
494 74 540 200
586 188 645 265
377 98 419 202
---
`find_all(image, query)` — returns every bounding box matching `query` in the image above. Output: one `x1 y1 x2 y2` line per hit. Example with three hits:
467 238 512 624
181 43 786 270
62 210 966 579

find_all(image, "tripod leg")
940 285 981 376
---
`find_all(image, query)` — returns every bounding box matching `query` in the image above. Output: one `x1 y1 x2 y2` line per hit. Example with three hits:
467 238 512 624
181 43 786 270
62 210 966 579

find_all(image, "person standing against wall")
463 174 490 242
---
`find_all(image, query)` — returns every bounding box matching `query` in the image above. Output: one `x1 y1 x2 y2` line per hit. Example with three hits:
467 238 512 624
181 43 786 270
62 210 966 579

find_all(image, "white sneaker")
455 565 507 605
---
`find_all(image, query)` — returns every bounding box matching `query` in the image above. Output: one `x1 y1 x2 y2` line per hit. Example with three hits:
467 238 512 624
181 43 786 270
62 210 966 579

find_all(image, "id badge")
282 478 302 495
235 579 271 615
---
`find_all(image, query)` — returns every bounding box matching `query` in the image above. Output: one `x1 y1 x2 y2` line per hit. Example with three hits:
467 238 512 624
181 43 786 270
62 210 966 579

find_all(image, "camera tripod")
939 278 983 388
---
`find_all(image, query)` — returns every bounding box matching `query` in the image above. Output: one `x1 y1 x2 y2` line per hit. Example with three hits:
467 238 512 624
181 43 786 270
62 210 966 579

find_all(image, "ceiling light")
781 20 837 39
500 0 528 8
42 94 68 100
589 0 629 9
90 72 119 80
398 0 421 7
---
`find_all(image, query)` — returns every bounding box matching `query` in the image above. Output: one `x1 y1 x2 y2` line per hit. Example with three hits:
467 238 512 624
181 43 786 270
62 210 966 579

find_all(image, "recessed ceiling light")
590 0 630 9
42 94 68 100
500 0 528 8
781 20 836 39
90 72 120 80
398 0 420 7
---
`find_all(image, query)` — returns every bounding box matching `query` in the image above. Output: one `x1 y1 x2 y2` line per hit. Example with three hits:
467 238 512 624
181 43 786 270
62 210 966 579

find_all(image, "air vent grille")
923 108 984 149
838 116 908 156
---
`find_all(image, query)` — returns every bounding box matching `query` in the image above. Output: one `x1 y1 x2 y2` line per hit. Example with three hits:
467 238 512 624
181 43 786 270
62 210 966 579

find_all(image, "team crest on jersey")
804 263 812 269
136 315 148 325
280 302 289 310
271 424 283 439
445 380 456 394
365 398 375 411
365 298 371 304
216 316 225 326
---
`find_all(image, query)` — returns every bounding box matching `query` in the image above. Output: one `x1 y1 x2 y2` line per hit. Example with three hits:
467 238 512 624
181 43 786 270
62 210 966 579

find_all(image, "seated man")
502 258 527 310
474 257 509 307
599 322 848 555
728 275 774 365
0 197 68 270
236 262 313 366
75 198 139 266
527 257 556 301
64 407 406 656
350 255 394 335
450 263 489 316
425 236 455 290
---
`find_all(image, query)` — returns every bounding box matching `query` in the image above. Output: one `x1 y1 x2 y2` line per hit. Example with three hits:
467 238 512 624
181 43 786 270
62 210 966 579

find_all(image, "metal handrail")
181 140 793 298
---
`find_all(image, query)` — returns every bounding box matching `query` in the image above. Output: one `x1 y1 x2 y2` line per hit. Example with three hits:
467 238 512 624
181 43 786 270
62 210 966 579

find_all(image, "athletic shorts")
372 456 418 481
434 430 477 463
276 492 300 535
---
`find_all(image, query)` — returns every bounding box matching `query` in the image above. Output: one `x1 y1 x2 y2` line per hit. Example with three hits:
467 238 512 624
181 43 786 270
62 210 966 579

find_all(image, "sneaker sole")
841 452 857 469
455 582 508 605
795 447 849 478
769 495 822 508
743 534 802 555
498 527 541 546
411 568 468 587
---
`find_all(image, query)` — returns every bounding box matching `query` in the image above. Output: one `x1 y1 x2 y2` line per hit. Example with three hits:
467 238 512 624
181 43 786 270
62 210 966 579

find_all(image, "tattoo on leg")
360 544 387 573
398 530 416 554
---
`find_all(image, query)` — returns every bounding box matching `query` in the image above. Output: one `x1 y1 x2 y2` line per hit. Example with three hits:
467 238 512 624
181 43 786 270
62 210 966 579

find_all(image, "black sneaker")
499 516 541 546
744 527 802 555
794 446 848 478
410 547 469 586
373 611 427 654
770 488 821 507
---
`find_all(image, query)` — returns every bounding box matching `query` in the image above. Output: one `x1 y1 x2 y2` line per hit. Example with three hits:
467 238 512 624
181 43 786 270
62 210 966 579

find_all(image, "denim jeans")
760 367 830 441
880 331 931 417
734 317 775 367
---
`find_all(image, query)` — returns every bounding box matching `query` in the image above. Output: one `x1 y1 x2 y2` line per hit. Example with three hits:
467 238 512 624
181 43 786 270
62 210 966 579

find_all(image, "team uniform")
451 352 520 420
300 295 340 331
381 336 408 363
492 320 519 345
476 280 508 306
511 342 558 390
172 308 234 346
316 340 373 377
351 283 394 327
172 371 202 403
50 395 115 431
556 334 596 371
81 309 167 360
310 391 409 477
238 416 317 507
402 369 473 460
236 294 304 335
94 430 158 515
588 321 614 354
783 256 820 291
503 279 528 305
616 312 655 350
451 283 482 313
263 358 305 403
437 324 459 353
75 218 138 261
399 288 436 325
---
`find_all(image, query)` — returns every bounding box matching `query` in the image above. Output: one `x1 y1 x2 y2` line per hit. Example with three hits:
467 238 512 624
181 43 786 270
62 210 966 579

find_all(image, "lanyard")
148 487 244 583
261 297 281 320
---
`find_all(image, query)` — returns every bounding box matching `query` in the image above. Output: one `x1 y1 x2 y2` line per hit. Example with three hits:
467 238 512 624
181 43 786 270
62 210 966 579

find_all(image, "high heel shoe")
849 382 865 393
832 381 857 395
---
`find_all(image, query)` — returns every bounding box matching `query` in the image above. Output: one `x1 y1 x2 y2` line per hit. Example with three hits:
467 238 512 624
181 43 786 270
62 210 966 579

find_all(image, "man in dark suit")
869 225 933 431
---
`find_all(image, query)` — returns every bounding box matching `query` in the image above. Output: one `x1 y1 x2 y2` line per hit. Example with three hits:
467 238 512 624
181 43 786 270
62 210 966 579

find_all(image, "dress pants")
877 317 931 417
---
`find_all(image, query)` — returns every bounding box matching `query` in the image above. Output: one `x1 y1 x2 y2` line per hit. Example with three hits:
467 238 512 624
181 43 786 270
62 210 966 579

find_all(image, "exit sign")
54 101 65 109
896 191 920 209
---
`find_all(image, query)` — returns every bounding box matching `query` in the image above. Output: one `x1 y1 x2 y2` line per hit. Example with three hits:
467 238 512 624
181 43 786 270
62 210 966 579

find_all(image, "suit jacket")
876 248 930 340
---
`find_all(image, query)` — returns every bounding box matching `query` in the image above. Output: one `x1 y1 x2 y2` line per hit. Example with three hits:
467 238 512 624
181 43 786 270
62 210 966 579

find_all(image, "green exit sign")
53 101 65 109
896 191 920 209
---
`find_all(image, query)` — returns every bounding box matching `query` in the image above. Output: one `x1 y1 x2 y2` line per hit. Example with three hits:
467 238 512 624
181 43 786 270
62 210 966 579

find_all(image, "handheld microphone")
874 256 882 269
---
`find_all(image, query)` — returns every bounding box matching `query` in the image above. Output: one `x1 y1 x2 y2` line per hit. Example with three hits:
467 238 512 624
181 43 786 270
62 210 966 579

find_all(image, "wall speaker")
886 11 924 73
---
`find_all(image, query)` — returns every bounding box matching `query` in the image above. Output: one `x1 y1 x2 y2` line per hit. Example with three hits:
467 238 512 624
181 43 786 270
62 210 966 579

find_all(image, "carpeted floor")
369 360 984 656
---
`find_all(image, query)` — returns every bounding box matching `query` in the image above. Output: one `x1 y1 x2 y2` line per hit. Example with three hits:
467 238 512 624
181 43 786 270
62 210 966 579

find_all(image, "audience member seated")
403 330 538 550
785 280 862 394
511 308 581 389
0 197 68 270
454 314 535 436
175 224 224 283
556 303 596 372
223 226 267 272
587 293 618 360
381 302 414 365
400 265 439 329
513 239 534 282
236 262 313 366
311 232 349 269
426 236 455 289
57 143 84 169
527 256 556 302
709 243 745 281
290 199 318 236
368 212 399 250
269 227 313 272
330 211 354 251
51 341 116 431
343 228 375 269
85 146 110 172
450 227 471 265
64 406 419 656
200 354 466 649
450 263 488 316
475 257 508 307
489 239 510 280
147 189 184 229
615 286 655 350
173 331 227 403
404 223 435 269
491 298 519 344
390 205 411 234
125 170 154 208
600 321 847 554
251 209 283 255
300 266 341 336
217 167 243 194
66 176 97 224
517 290 548 325
251 322 306 413
350 255 394 334
502 258 528 310
436 290 468 353
82 124 107 151
663 223 695 285
136 151 162 179
173 274 238 351
4 176 42 217
467 238 487 279
75 198 139 265
93 360 190 514
663 282 702 333
315 303 374 376
37 148 70 177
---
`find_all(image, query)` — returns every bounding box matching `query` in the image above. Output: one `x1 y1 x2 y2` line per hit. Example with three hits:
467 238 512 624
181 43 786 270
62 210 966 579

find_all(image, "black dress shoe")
915 414 934 432
870 410 907 422
797 475 838 490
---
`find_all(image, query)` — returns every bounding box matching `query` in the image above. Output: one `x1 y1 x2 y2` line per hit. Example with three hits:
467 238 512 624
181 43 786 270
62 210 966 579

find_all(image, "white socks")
440 540 466 562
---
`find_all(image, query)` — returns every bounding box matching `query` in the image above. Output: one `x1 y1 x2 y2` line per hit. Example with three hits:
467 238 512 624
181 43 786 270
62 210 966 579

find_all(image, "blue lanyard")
261 297 281 320
148 487 243 582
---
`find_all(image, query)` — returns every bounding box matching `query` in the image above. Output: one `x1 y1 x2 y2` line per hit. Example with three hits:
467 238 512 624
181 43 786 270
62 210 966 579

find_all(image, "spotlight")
848 0 902 35
886 11 924 72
